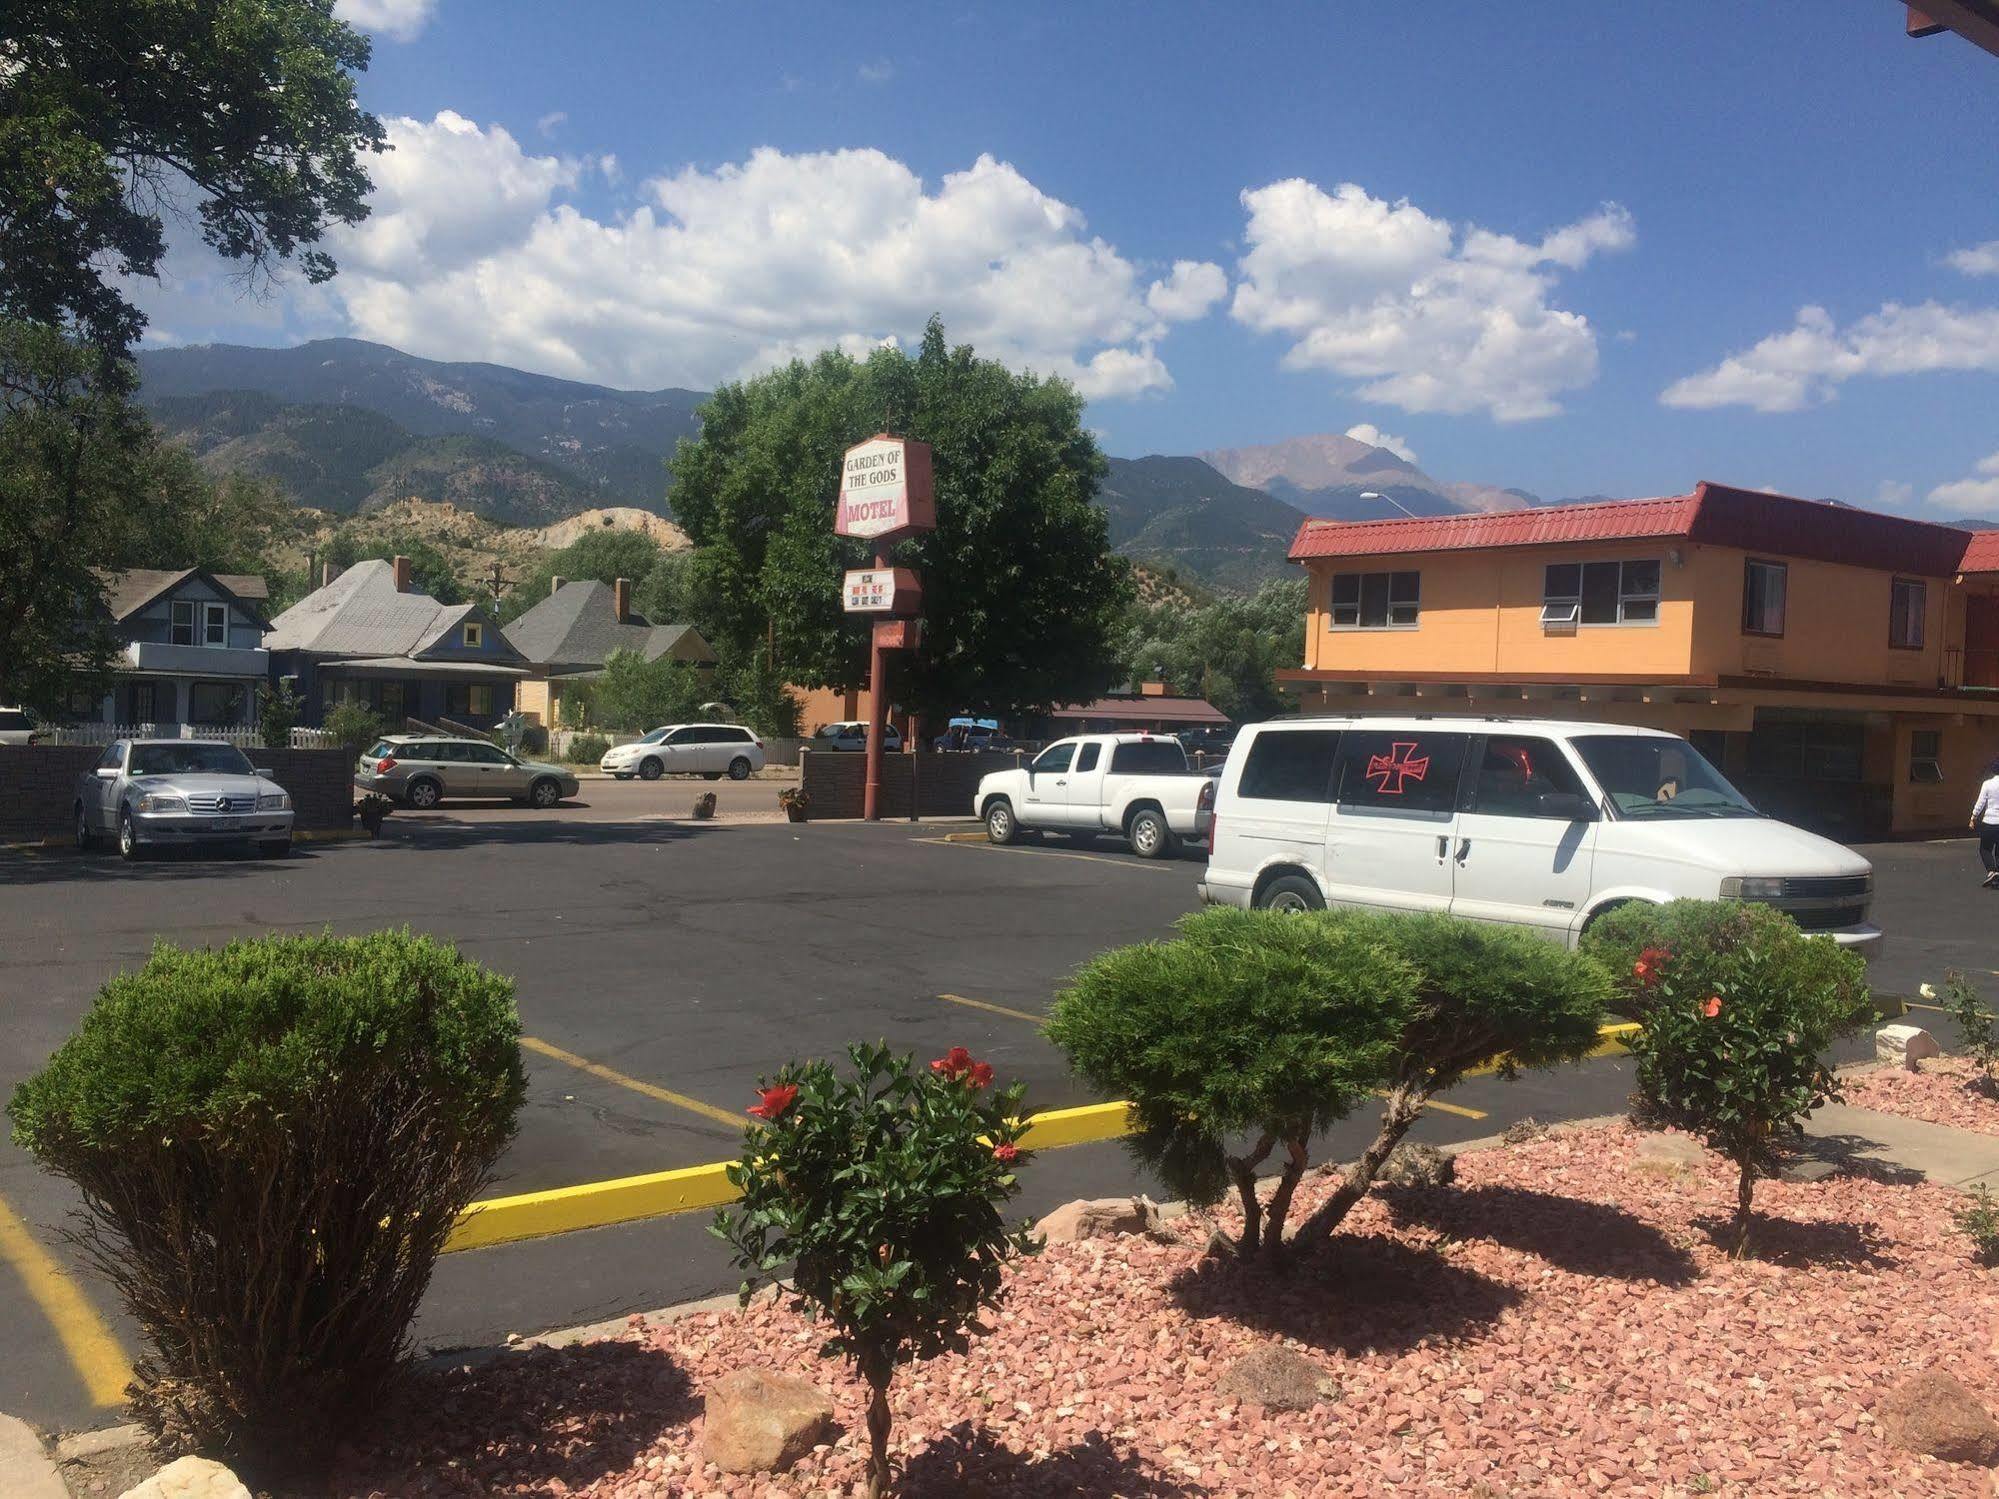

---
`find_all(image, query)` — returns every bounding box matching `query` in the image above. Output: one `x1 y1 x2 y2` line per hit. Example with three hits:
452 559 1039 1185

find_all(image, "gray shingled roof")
502 580 716 669
264 559 521 662
104 568 270 621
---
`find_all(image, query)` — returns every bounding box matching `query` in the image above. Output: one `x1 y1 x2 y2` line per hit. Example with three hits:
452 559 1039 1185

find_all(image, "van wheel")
985 798 1019 845
727 756 752 781
1127 807 1172 859
1256 874 1324 913
638 757 663 781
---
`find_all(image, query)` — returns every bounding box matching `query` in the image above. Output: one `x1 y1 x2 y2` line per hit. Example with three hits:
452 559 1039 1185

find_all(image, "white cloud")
1144 260 1227 321
1343 423 1418 463
858 59 895 84
312 122 1197 400
1946 241 1999 277
1928 451 1999 515
536 110 568 137
1661 301 1999 412
333 0 435 42
1873 480 1913 508
1228 180 1633 421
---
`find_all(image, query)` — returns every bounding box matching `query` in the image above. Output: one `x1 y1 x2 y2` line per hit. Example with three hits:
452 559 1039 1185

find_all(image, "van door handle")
1436 835 1448 862
1456 838 1471 864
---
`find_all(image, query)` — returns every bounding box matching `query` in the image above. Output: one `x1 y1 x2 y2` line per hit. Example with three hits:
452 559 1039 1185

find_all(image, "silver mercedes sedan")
75 739 296 860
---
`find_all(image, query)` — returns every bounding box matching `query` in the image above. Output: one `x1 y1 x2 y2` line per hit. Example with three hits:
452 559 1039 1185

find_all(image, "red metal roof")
1289 481 1973 577
1961 530 1999 574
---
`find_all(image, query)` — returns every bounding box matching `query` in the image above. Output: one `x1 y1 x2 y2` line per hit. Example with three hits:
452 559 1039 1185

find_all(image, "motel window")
1542 560 1659 627
1329 570 1420 629
169 600 196 646
1909 730 1943 785
462 621 484 649
1742 559 1787 637
1890 578 1927 650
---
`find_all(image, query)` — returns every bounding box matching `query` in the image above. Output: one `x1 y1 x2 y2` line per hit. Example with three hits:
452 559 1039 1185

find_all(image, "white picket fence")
43 722 337 750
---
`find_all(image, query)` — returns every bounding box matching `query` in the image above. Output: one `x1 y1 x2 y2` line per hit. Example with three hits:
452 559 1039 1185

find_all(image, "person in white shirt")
1974 758 1999 889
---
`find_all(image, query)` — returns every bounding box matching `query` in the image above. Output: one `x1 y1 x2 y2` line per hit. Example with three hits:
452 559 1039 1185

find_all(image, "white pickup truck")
974 733 1215 858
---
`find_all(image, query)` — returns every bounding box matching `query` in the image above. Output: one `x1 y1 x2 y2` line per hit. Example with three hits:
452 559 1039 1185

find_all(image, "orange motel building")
1277 482 1999 842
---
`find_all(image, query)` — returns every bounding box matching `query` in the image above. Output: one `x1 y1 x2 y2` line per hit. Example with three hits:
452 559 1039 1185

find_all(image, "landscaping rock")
1876 1368 1999 1466
118 1456 251 1499
1034 1195 1166 1243
1875 1024 1942 1071
1501 1116 1548 1145
1217 1345 1339 1412
1630 1133 1706 1178
1377 1142 1455 1188
702 1369 835 1475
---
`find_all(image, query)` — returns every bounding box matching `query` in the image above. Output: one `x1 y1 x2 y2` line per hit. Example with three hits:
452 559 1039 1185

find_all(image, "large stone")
1034 1195 1167 1243
1630 1133 1706 1179
1217 1346 1340 1412
1377 1142 1456 1189
118 1456 251 1499
0 1412 66 1499
701 1369 835 1475
1876 1024 1943 1071
1876 1369 1999 1466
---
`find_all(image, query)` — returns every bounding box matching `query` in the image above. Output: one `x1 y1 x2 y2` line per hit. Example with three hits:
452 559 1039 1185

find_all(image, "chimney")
321 560 342 589
613 577 631 623
392 555 412 593
550 575 566 597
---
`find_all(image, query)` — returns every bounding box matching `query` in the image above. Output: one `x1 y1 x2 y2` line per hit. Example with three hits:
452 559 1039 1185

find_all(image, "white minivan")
600 723 766 781
1200 716 1879 954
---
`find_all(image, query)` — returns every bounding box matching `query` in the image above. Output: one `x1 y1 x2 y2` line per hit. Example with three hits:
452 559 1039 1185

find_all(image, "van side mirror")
1537 791 1597 822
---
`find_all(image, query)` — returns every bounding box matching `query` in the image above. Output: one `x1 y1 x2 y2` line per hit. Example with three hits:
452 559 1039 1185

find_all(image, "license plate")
210 817 235 831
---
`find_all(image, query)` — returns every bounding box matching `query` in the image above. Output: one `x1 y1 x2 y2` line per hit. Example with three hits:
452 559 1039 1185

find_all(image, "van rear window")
1237 730 1340 802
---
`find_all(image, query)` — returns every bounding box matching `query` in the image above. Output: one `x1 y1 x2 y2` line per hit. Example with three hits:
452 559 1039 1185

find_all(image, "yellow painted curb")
294 826 367 844
940 830 990 844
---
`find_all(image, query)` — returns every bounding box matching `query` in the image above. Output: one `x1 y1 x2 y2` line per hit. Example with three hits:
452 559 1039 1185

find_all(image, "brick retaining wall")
800 749 1024 820
0 746 355 841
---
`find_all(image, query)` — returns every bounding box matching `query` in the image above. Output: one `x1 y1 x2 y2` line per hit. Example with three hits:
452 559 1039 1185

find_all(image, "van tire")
1256 873 1324 914
728 756 752 781
985 798 1019 845
1580 899 1649 939
1127 806 1172 859
638 757 663 781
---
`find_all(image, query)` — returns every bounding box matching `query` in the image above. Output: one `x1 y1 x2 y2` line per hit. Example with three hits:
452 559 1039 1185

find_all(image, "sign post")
834 435 935 821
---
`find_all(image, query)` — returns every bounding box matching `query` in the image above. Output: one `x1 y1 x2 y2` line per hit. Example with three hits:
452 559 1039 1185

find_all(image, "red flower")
747 1083 798 1120
1633 947 1671 987
968 1060 995 1090
992 1142 1019 1164
1703 996 1723 1019
930 1046 973 1081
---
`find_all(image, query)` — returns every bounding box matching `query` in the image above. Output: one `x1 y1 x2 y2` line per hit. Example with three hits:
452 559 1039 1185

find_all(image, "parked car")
811 721 903 753
599 723 766 781
0 707 46 746
75 738 294 860
974 733 1214 858
354 735 580 808
934 720 1013 752
1200 715 1880 954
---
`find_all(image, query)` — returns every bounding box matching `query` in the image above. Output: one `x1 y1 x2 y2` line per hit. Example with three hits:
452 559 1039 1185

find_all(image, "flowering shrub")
713 1042 1037 1498
1586 900 1870 1255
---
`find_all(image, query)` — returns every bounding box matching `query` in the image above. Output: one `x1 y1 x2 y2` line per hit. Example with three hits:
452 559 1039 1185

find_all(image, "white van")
1199 716 1879 954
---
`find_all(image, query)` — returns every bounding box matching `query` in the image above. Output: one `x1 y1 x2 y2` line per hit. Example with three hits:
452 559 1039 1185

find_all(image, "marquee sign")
843 567 923 614
835 435 936 542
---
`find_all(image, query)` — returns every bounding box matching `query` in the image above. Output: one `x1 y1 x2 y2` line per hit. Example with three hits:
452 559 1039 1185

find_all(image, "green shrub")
256 680 302 749
713 1043 1037 1499
1048 907 1418 1256
565 732 611 765
322 700 383 749
7 931 526 1475
1956 1183 1999 1266
1585 900 1870 1255
1939 969 1999 1093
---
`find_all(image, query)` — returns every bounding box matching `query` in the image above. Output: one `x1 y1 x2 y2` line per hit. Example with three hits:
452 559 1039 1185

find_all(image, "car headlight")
1720 876 1787 900
135 793 186 814
257 792 291 810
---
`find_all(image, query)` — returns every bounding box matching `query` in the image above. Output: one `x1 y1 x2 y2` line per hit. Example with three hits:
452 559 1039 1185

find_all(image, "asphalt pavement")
0 816 1990 1435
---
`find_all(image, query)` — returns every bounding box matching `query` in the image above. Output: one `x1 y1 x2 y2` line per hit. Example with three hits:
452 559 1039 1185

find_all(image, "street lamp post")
1359 489 1421 519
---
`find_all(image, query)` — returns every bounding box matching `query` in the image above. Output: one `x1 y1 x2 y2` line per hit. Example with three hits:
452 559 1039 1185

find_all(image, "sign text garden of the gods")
835 435 936 543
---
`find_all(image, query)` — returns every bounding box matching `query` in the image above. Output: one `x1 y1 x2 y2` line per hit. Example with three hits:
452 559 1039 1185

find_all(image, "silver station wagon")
353 735 579 809
76 739 295 860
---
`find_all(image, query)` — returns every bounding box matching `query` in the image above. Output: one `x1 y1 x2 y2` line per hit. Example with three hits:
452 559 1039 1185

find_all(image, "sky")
135 1 1999 517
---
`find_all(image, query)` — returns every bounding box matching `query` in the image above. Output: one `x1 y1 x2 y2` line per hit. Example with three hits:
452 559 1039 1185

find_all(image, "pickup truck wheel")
985 798 1020 845
1128 807 1171 859
1257 873 1325 913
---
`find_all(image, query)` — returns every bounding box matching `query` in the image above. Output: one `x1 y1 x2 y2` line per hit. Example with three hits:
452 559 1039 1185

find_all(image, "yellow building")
1278 482 1999 840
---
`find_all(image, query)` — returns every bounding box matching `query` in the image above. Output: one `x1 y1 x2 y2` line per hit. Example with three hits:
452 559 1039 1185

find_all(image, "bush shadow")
904 1422 1206 1497
1783 1132 1927 1188
1170 1232 1521 1356
327 1339 695 1497
1381 1184 1700 1285
1692 1212 1898 1269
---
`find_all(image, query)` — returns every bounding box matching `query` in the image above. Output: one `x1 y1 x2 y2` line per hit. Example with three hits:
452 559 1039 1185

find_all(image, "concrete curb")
3 825 362 853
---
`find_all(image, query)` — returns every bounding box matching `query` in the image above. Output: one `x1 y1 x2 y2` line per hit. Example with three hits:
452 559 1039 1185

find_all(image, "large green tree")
669 319 1134 719
1119 575 1306 721
1 0 385 362
498 529 664 623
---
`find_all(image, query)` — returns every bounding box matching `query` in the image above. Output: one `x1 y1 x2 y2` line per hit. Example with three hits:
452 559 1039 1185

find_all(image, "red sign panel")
1365 740 1431 796
872 617 922 651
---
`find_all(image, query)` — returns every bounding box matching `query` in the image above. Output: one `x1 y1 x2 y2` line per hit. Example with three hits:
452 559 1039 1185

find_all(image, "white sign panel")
835 435 935 541
844 569 895 612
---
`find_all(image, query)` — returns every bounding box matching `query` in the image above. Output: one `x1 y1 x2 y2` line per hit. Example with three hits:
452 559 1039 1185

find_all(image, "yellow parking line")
938 992 1047 1026
521 1037 746 1129
1425 1099 1488 1120
0 1193 131 1407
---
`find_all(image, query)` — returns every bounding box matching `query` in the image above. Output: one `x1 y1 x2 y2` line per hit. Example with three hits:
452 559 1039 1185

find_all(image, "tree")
668 319 1134 720
499 529 665 622
2 0 385 361
1119 576 1306 721
563 649 705 733
633 547 702 626
315 528 465 605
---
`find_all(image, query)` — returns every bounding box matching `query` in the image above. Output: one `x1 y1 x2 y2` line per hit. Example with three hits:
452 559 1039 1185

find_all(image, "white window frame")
170 599 197 646
1542 559 1660 629
201 601 228 647
1328 570 1421 631
462 621 484 649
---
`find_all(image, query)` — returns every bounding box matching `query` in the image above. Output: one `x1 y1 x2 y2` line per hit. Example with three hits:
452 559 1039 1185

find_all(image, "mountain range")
136 339 1538 588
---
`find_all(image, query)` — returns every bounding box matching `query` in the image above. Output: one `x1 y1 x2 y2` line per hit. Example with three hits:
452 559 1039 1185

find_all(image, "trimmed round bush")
7 931 526 1473
565 732 612 765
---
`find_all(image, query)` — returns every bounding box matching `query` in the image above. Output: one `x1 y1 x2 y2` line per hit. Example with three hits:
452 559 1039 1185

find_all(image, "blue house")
263 556 526 729
71 570 273 732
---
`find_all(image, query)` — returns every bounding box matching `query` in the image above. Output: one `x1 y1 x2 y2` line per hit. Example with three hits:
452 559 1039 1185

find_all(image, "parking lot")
0 810 1991 1433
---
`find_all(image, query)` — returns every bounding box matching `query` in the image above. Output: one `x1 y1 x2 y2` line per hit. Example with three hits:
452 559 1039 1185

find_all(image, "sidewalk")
1802 1099 1999 1188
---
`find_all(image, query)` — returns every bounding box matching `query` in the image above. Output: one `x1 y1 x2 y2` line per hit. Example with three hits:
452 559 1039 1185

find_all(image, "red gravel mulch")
331 1122 1998 1497
1845 1056 1999 1136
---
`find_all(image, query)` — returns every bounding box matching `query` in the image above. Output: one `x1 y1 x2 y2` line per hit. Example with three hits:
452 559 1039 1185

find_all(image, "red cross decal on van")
1365 740 1431 796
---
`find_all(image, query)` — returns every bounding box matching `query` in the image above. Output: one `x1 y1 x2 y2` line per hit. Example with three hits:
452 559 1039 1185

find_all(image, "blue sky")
141 2 1999 516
